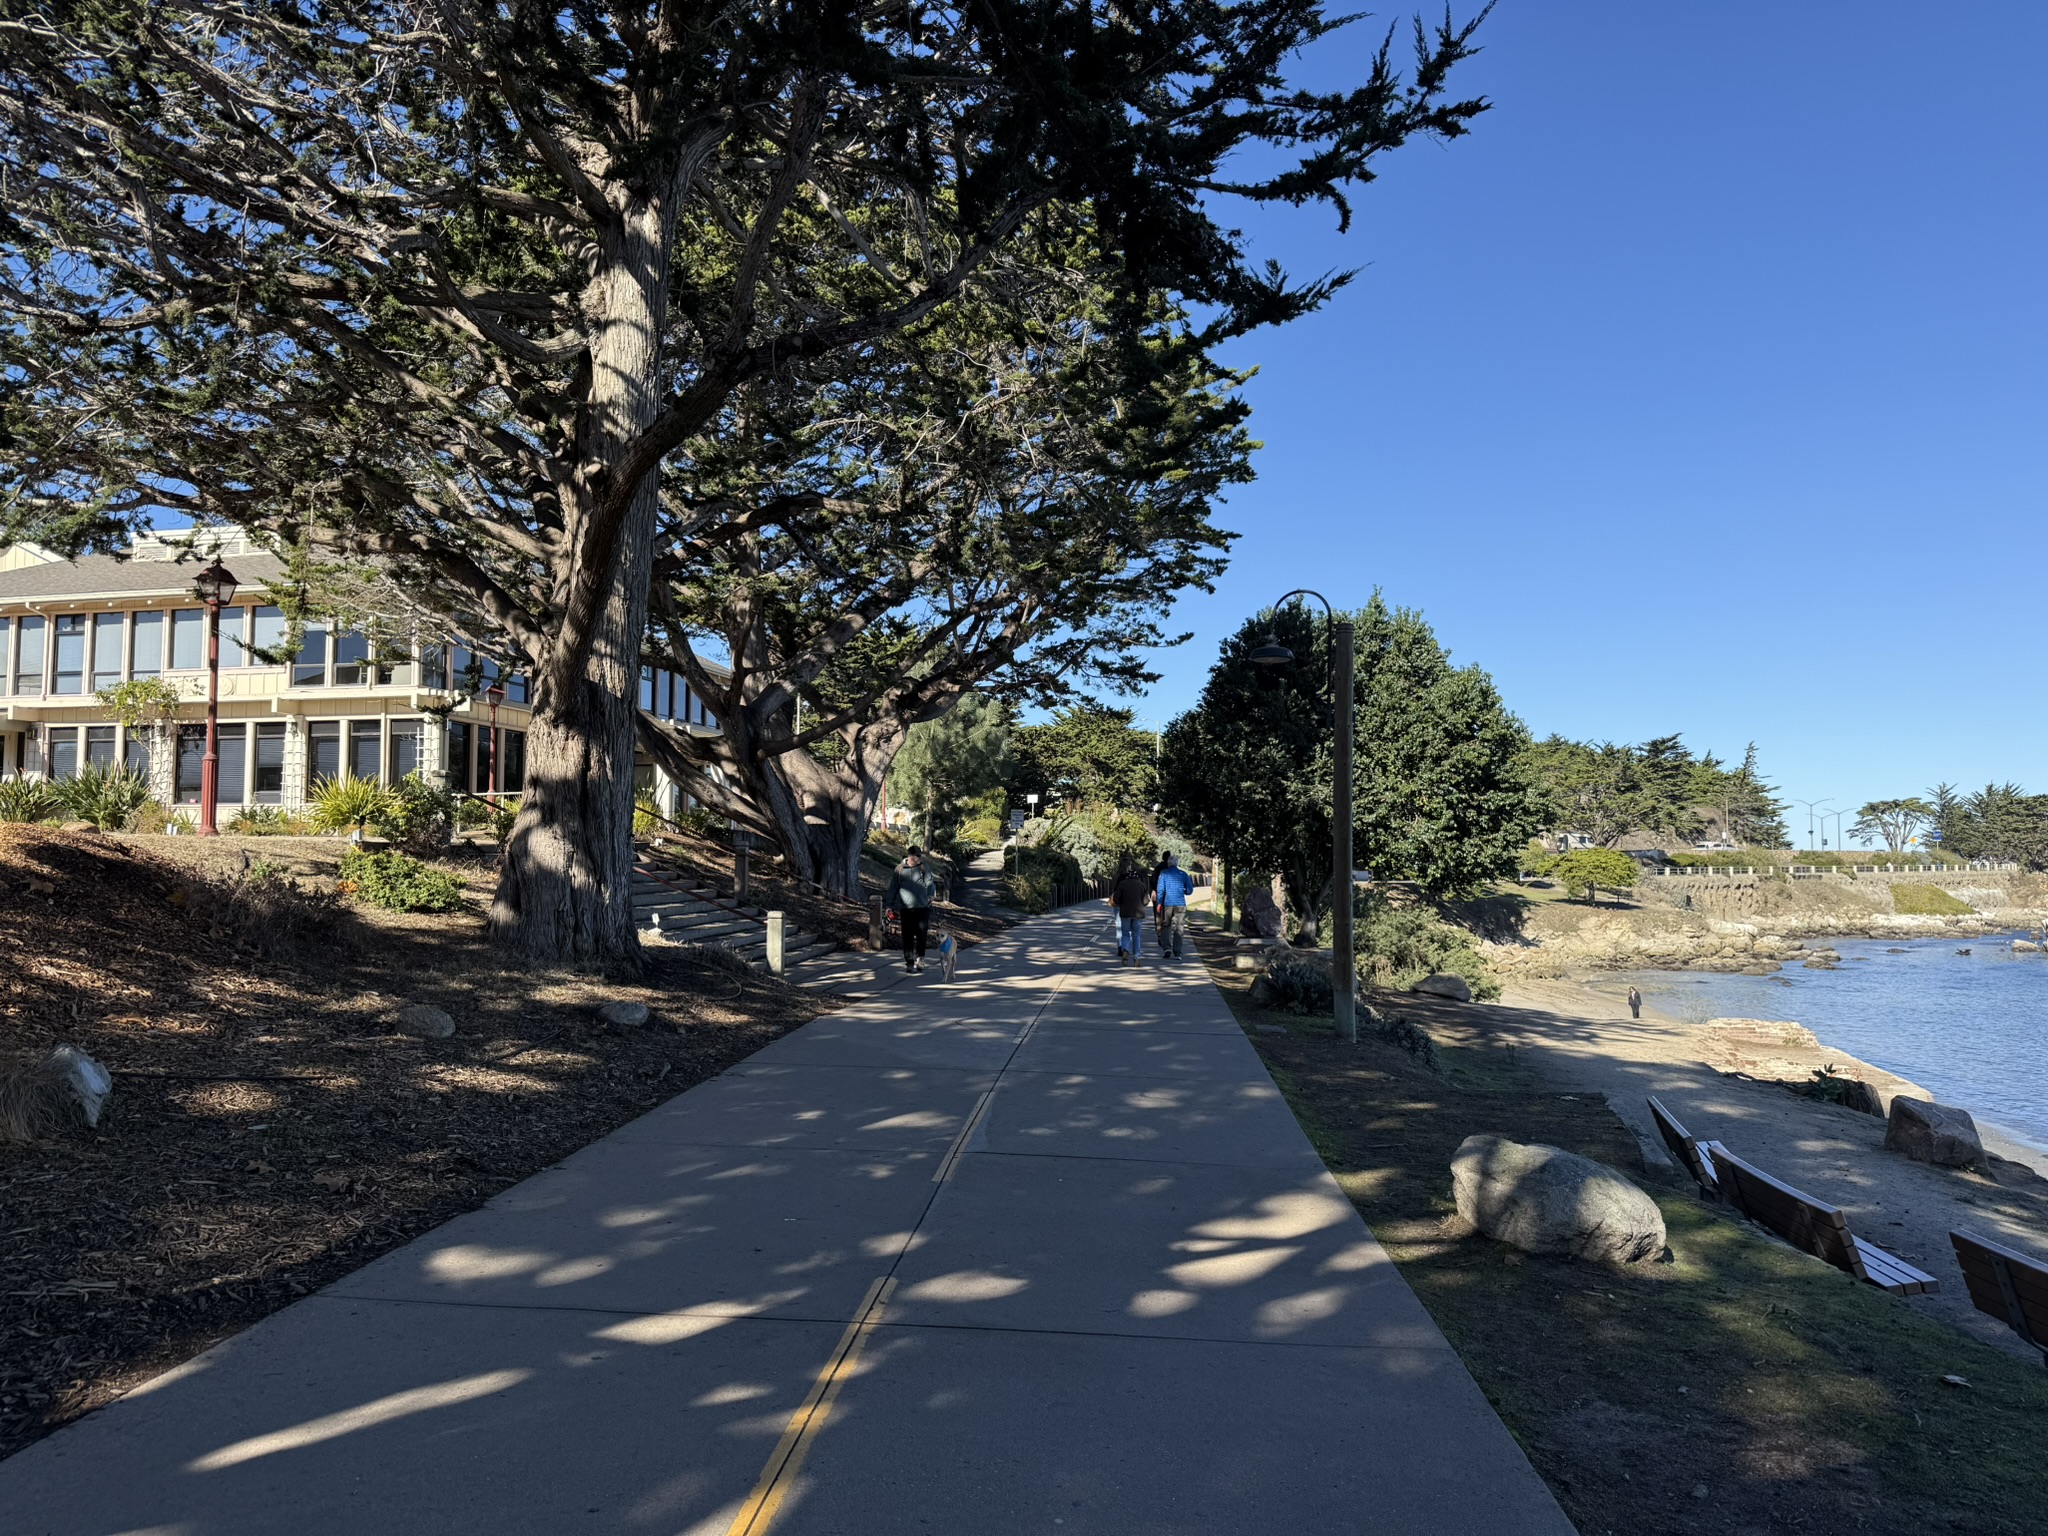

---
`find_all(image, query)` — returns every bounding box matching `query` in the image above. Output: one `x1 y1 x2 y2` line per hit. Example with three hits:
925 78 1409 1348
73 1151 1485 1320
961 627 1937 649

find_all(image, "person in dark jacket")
1110 856 1151 967
888 846 938 973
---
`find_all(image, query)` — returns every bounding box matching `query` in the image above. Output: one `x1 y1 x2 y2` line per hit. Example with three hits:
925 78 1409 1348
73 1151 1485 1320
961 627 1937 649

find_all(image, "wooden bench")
1703 1140 1939 1296
1647 1096 1719 1196
1950 1229 2048 1365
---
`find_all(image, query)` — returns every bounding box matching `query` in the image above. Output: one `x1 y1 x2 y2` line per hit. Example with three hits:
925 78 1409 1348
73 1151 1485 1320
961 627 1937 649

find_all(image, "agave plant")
307 774 394 837
53 764 152 831
0 776 62 824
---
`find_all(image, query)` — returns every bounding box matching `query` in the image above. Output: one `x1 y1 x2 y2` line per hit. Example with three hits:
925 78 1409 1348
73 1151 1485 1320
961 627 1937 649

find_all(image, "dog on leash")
934 929 957 982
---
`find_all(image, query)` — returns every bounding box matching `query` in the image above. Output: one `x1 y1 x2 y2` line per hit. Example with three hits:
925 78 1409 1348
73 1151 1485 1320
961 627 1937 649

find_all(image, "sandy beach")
1397 974 2048 1364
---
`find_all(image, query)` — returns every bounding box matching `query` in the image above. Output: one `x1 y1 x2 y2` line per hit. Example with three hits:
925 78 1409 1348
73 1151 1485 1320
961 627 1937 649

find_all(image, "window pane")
504 672 527 705
254 722 285 801
86 725 117 770
638 666 654 711
388 720 421 783
47 726 79 780
333 630 369 686
170 609 204 670
91 613 125 691
502 729 526 791
420 644 447 690
220 607 252 667
125 731 152 778
308 722 341 784
251 605 288 663
0 616 10 697
177 725 206 802
15 616 42 694
131 611 162 678
348 720 380 781
476 726 495 793
52 615 85 694
447 722 471 793
217 724 247 804
293 626 328 686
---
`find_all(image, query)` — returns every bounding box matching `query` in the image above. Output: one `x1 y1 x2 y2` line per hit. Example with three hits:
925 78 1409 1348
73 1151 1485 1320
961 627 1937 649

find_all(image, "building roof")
0 550 291 604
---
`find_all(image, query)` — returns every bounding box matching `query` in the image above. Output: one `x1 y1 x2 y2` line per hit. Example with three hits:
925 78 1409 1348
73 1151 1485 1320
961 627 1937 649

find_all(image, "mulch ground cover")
0 825 855 1462
1194 924 2048 1536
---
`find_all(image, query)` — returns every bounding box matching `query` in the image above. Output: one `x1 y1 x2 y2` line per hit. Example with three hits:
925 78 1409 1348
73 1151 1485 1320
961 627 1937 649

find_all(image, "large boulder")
1883 1096 1982 1167
1410 972 1473 1003
395 1003 456 1040
1238 884 1285 942
1450 1134 1667 1264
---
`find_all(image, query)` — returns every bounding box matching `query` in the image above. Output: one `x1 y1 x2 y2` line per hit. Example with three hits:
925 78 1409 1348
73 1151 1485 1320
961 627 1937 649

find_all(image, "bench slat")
1951 1231 2048 1354
1647 1096 1717 1195
1707 1143 1862 1275
1852 1235 1938 1296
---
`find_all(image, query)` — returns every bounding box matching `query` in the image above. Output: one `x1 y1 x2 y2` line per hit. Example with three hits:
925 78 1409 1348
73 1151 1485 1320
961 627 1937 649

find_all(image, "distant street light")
1794 798 1832 855
190 558 239 837
1251 589 1356 1044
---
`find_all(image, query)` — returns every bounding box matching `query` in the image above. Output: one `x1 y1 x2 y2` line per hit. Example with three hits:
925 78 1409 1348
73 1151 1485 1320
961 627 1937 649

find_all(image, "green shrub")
1551 847 1639 902
958 814 1004 848
997 844 1083 913
336 848 466 913
633 794 666 837
0 777 62 824
676 806 723 839
1893 883 1972 916
53 764 152 831
130 800 178 835
226 806 292 836
1252 954 1334 1014
375 773 456 857
487 797 520 842
308 774 394 836
455 794 494 830
1353 891 1500 1000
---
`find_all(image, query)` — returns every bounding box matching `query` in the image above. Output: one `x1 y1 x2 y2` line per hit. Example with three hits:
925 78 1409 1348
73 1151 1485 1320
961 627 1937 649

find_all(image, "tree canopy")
1012 705 1161 815
1851 798 1934 855
1160 596 1540 934
886 695 1012 846
1927 783 2048 868
1523 734 1787 848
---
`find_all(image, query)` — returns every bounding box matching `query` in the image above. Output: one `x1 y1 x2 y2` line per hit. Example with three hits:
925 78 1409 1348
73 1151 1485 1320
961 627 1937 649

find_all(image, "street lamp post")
1794 798 1832 855
1250 591 1356 1044
191 558 239 837
484 680 506 807
1017 792 1040 878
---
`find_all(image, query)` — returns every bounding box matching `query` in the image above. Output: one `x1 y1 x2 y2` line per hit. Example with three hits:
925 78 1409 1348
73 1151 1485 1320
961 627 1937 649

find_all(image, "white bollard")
766 910 786 977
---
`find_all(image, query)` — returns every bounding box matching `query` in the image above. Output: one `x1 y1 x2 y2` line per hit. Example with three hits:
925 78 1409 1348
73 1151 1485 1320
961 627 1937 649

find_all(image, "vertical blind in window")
91 613 124 691
217 723 247 804
307 721 341 783
176 725 205 803
170 609 203 670
13 616 41 694
254 723 286 802
86 725 117 770
52 615 85 694
131 611 162 678
0 617 8 696
388 719 421 783
348 720 380 781
47 726 79 780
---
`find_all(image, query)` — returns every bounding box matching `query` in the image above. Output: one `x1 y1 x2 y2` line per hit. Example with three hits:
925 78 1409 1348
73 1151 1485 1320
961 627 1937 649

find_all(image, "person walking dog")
1110 857 1152 967
888 846 937 973
1155 852 1195 959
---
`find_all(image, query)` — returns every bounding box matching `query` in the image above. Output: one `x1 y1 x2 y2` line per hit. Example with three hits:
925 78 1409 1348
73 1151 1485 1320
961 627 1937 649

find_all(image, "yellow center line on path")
723 1275 897 1536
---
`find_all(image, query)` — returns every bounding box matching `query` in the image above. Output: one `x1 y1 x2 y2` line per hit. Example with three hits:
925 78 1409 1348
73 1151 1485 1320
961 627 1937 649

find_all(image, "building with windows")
0 534 721 817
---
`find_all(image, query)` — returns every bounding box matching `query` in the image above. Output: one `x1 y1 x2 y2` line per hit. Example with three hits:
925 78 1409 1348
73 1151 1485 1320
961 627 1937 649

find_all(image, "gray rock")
1450 1134 1667 1264
598 1001 651 1028
394 1004 455 1040
1238 884 1285 942
1410 972 1473 1003
1883 1096 1981 1167
1839 1078 1886 1117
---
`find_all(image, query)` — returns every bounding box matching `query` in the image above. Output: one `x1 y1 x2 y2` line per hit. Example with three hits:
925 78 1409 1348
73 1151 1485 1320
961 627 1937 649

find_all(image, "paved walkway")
2 907 1574 1535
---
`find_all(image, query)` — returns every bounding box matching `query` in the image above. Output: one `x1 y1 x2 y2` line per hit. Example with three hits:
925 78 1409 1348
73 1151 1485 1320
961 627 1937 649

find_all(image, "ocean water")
1606 934 2048 1151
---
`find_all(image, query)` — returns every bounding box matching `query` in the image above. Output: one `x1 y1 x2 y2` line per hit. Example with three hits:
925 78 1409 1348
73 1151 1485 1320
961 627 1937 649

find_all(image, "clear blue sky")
1136 1 2047 849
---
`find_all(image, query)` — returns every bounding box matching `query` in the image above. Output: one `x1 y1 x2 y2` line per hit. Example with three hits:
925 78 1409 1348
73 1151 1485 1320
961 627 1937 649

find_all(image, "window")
47 726 79 780
638 666 655 711
125 730 152 778
176 725 206 803
251 605 288 664
504 672 527 705
253 723 286 802
220 607 252 667
14 615 43 694
348 719 381 781
86 725 117 770
388 719 421 783
0 616 9 696
293 626 328 686
307 721 341 784
52 614 85 694
502 729 526 791
476 726 495 793
420 644 448 690
170 608 204 670
217 723 247 804
447 721 471 793
91 613 125 691
333 630 370 686
131 611 162 679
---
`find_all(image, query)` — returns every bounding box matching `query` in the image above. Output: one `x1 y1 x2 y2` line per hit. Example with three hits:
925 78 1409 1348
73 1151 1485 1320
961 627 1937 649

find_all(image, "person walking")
888 845 937 973
1148 854 1168 950
1110 857 1151 967
1155 852 1195 958
1627 985 1642 1020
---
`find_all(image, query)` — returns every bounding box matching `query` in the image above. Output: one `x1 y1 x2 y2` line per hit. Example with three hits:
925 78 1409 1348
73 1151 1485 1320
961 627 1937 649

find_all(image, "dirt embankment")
1486 874 2048 977
0 826 835 1462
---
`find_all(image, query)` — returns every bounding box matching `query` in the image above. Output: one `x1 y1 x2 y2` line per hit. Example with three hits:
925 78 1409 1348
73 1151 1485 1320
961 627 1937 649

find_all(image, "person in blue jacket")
1155 853 1195 958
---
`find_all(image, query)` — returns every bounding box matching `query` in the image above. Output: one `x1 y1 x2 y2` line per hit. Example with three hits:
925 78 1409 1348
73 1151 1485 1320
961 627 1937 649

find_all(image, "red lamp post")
191 559 239 836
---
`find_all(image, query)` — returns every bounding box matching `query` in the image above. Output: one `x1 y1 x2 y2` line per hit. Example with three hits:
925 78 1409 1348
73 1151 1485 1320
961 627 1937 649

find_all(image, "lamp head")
192 558 239 607
1249 634 1294 667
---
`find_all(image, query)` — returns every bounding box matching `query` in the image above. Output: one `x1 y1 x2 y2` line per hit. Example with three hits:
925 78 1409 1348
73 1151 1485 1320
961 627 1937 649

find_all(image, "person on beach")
1110 857 1152 967
1627 985 1642 1020
1155 853 1195 958
887 846 937 973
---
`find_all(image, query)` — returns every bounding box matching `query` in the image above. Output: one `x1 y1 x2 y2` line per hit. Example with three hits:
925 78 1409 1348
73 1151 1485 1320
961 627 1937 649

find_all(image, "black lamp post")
1250 590 1356 1043
484 680 506 804
191 558 239 836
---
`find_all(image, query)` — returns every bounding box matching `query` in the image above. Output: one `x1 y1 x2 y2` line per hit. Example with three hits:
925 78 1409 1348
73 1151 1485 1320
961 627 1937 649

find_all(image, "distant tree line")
1519 735 1790 849
1855 788 2048 868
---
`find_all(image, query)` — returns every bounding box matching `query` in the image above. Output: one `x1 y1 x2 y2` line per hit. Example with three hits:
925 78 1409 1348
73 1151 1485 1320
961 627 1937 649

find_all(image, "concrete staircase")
629 858 839 972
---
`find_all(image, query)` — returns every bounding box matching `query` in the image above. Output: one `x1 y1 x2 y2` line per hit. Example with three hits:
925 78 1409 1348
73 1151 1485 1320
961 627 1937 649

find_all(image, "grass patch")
1197 931 2048 1535
1893 883 1975 917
